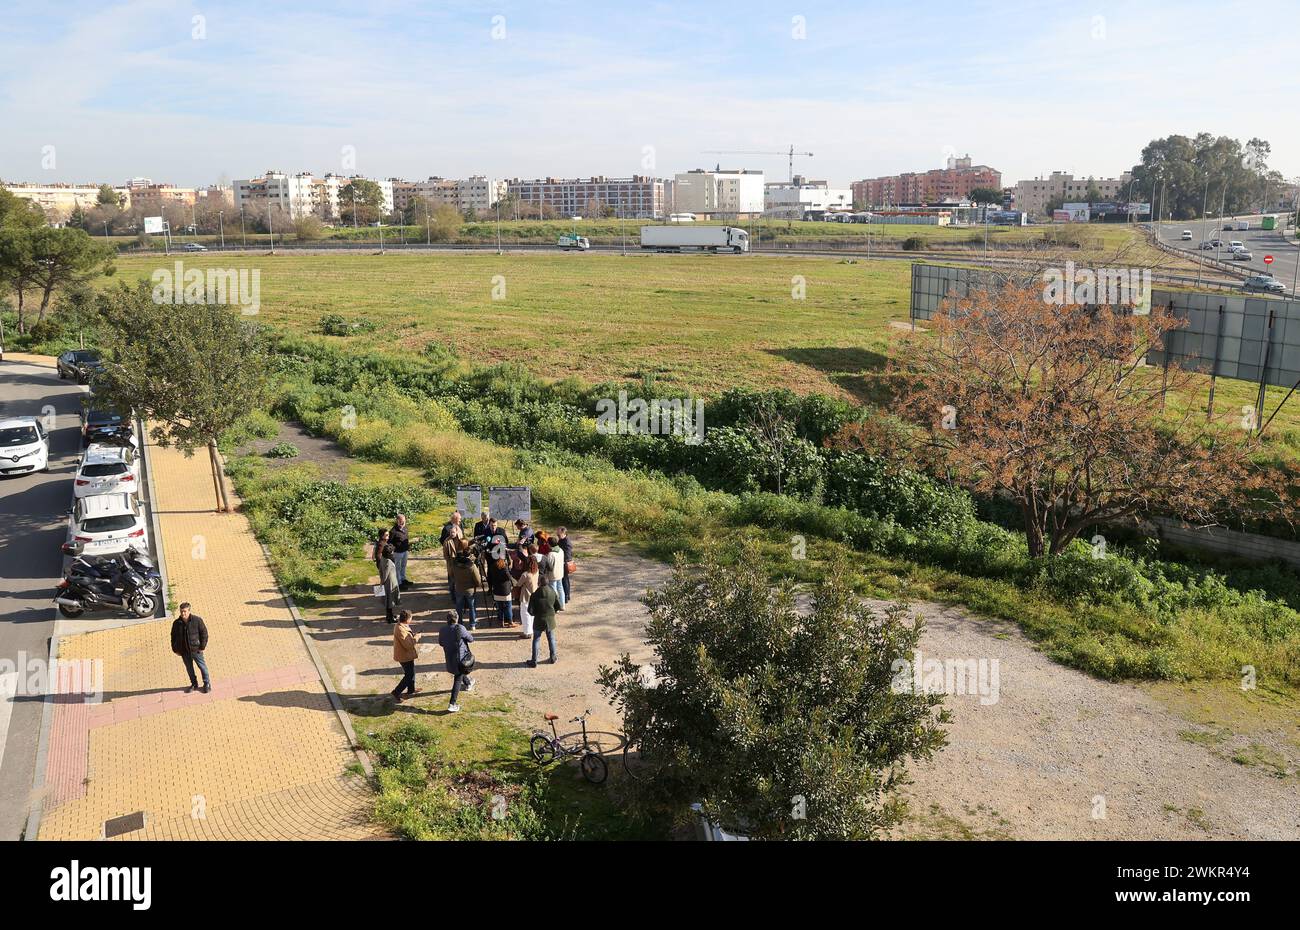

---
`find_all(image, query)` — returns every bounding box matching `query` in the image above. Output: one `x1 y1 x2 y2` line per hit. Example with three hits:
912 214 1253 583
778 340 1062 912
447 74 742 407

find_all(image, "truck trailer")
639 225 749 253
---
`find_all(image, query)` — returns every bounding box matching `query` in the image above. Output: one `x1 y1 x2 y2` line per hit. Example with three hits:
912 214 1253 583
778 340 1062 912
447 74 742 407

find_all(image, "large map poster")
488 486 531 523
455 485 482 521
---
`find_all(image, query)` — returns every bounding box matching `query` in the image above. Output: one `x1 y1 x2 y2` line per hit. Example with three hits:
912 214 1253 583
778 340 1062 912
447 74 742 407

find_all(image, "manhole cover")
104 811 146 838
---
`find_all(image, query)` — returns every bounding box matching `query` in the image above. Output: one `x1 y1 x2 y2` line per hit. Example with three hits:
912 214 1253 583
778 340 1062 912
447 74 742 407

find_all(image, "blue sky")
1 0 1296 188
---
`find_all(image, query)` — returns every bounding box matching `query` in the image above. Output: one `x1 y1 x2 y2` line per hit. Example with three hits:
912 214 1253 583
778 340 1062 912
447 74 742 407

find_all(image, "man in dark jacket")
170 602 211 693
473 510 492 539
437 611 475 713
526 584 559 667
390 514 412 590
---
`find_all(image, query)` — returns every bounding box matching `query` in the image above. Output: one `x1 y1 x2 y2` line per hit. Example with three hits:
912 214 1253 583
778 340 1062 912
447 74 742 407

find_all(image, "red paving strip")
41 661 321 814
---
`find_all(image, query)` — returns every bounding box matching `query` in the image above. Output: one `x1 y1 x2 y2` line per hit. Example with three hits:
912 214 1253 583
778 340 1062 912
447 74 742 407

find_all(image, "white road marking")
0 672 16 776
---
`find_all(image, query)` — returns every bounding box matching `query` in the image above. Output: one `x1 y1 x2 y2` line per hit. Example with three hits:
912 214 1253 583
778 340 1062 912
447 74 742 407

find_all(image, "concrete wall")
1152 517 1300 568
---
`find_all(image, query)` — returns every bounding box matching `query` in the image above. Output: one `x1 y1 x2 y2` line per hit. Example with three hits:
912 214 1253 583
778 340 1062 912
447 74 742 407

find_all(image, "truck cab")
557 234 590 251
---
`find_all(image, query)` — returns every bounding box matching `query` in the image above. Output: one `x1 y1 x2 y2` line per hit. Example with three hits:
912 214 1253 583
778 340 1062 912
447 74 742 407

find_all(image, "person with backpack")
390 610 420 702
526 582 560 667
449 538 482 629
487 556 514 628
437 611 475 713
170 602 211 693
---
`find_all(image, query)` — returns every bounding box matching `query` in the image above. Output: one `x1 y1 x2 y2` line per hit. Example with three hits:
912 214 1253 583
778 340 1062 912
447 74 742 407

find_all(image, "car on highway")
68 492 149 555
73 443 139 498
56 349 105 383
1229 249 1253 261
1180 230 1193 240
1199 241 1218 250
1236 220 1250 230
1229 240 1244 250
0 416 50 476
181 242 207 252
1242 275 1287 294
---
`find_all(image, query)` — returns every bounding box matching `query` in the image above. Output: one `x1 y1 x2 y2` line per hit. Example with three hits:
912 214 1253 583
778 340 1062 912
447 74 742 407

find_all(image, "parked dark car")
57 349 105 383
80 405 132 447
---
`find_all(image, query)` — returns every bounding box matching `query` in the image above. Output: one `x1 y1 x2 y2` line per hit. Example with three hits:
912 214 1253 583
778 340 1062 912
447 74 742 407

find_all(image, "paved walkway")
36 431 379 840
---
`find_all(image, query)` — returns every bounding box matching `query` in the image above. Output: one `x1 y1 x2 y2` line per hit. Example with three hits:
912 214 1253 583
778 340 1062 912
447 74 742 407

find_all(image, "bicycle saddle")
544 713 559 720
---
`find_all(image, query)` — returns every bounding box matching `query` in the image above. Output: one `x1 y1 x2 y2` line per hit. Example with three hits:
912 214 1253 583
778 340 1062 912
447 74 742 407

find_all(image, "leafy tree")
96 184 120 207
598 550 949 839
294 215 324 241
1129 133 1283 219
426 203 461 242
67 204 89 230
339 178 384 226
91 281 270 512
855 282 1295 557
25 226 115 325
967 186 1002 205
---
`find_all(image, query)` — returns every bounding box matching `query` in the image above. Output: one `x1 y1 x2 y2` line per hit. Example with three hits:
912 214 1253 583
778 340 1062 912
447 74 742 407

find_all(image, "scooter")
61 543 161 595
54 567 155 618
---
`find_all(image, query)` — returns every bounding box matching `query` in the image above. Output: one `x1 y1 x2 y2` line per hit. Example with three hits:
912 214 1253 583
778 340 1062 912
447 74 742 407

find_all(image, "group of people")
375 508 579 711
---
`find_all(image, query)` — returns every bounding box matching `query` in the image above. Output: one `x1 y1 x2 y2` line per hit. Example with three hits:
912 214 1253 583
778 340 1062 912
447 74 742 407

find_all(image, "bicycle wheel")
580 752 608 784
530 734 556 765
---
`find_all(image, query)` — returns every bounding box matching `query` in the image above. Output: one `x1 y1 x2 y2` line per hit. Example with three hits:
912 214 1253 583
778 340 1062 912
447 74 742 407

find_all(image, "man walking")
391 514 413 590
378 543 401 622
526 582 560 668
390 610 419 702
438 611 475 713
170 602 211 693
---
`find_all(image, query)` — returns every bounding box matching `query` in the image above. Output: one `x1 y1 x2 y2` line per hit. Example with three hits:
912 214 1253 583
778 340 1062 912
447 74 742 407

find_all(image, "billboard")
488 486 532 523
1061 203 1091 223
909 262 1300 390
143 216 164 234
455 484 482 521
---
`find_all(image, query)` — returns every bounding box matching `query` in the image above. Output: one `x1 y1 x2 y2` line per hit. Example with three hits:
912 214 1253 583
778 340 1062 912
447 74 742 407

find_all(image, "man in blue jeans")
438 611 475 713
526 583 559 667
170 602 211 694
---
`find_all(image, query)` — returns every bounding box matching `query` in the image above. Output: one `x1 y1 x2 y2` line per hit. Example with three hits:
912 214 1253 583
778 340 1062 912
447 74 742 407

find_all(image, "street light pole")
496 201 502 256
268 203 275 254
218 211 224 250
240 206 246 248
1196 177 1210 286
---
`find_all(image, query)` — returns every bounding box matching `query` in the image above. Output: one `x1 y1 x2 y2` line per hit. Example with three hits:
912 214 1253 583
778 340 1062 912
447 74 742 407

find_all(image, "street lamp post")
1196 177 1210 287
218 211 224 250
496 201 502 256
268 203 275 254
240 206 246 248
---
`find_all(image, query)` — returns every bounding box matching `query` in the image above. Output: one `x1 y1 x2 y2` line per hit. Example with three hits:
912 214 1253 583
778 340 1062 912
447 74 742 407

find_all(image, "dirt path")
307 537 1298 839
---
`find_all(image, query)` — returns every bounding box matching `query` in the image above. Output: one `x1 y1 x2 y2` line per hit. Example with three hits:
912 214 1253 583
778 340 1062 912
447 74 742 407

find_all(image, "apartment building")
672 168 765 218
2 182 131 222
234 171 392 221
1012 171 1133 218
852 155 1001 208
391 176 505 215
764 176 852 219
128 183 197 215
507 175 665 218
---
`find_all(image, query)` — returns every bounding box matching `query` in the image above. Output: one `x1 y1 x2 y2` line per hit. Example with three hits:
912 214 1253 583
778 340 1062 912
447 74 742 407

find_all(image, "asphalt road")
1155 215 1299 293
0 359 85 840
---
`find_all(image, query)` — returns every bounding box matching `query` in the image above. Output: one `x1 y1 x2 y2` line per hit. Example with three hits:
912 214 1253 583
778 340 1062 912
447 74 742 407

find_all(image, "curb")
22 635 60 841
138 422 171 618
256 541 374 780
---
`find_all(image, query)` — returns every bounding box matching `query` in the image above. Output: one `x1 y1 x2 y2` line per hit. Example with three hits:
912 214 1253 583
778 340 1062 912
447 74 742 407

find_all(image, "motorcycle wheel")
131 594 155 618
143 578 161 595
58 603 85 618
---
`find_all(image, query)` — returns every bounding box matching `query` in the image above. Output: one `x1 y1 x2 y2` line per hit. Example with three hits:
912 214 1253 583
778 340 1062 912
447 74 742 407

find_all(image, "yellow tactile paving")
38 437 381 840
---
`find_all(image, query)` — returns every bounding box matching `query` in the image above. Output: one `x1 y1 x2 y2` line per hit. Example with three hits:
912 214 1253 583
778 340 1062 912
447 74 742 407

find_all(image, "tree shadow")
764 347 891 405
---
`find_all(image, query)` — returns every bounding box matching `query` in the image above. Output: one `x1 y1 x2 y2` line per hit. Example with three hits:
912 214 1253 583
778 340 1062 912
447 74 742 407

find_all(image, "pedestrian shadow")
236 689 336 712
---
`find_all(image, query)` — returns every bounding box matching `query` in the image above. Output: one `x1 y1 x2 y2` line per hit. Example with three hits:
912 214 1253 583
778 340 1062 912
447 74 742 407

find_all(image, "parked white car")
0 416 50 476
73 443 140 498
69 492 149 555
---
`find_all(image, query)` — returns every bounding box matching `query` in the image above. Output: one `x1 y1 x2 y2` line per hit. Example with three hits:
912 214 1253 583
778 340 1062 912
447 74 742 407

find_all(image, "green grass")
353 694 663 840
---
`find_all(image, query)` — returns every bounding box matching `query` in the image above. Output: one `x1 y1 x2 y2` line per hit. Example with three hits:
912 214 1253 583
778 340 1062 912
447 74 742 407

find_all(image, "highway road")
0 359 85 839
1154 215 1298 294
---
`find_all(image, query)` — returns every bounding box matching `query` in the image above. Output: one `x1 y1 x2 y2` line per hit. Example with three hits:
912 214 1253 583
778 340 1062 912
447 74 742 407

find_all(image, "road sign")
143 216 164 234
1264 255 1274 265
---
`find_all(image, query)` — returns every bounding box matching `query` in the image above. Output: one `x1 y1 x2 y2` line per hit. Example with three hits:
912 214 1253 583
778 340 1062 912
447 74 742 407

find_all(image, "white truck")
557 233 590 251
640 225 749 253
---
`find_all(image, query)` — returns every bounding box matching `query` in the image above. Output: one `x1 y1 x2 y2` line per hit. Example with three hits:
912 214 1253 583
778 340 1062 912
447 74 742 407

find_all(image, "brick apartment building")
852 156 1001 208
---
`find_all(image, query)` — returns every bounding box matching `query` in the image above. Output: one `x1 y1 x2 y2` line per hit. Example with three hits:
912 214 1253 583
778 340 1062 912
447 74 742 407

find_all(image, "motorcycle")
54 566 155 618
61 543 161 595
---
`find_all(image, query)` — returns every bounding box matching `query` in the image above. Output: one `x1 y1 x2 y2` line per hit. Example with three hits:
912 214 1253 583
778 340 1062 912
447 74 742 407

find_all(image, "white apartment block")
764 176 852 219
390 176 503 215
1013 170 1133 218
672 168 765 218
234 171 392 221
507 176 665 218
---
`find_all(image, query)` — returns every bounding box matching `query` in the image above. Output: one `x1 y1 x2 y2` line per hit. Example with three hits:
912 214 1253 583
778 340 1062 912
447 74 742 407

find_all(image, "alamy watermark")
890 649 1000 705
1042 262 1150 310
151 260 261 315
595 391 705 445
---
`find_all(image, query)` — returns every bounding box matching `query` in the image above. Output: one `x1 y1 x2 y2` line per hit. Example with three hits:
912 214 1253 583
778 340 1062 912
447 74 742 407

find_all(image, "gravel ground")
309 536 1298 840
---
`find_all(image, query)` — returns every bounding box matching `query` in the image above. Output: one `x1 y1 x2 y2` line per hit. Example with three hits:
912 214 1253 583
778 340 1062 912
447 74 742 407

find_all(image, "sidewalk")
35 430 380 840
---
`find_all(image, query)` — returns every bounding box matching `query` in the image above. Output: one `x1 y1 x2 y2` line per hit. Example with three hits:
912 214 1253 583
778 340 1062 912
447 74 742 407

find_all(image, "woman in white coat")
514 555 541 640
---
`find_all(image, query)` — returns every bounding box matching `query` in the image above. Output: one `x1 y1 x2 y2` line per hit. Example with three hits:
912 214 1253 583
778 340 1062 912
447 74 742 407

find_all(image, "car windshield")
81 515 137 533
88 411 123 425
73 351 101 362
0 426 38 447
82 463 127 477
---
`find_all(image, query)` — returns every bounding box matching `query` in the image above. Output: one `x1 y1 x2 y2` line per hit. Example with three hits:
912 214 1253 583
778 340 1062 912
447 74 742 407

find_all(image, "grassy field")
111 251 911 399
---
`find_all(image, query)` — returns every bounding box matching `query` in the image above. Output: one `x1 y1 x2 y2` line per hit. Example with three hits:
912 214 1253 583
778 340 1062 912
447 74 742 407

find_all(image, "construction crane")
702 145 813 183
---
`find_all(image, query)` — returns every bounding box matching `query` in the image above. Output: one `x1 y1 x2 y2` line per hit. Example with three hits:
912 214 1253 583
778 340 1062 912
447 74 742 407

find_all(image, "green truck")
1261 215 1278 230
